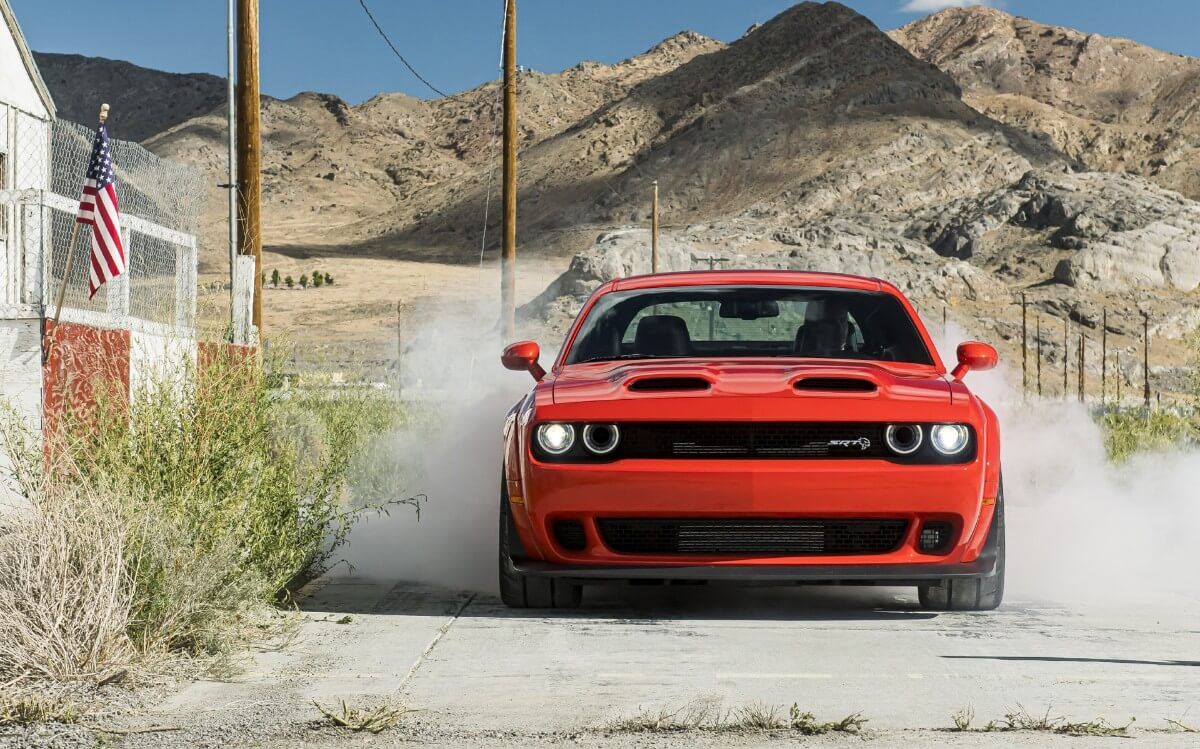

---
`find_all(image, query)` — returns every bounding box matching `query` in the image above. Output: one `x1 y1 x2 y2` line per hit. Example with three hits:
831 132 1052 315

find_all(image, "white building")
0 0 54 458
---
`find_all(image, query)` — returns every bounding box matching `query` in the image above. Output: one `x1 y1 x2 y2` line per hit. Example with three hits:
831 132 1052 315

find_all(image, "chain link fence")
1 115 201 333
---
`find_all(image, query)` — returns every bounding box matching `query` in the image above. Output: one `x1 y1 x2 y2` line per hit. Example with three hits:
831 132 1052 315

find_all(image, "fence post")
1142 312 1150 411
1078 333 1085 403
232 255 255 345
106 227 132 321
1036 315 1042 397
1100 308 1107 407
175 237 197 333
1062 315 1069 398
1020 293 1027 395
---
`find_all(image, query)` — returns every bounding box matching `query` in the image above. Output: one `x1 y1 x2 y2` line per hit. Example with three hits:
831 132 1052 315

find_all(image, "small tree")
324 273 334 285
299 274 309 289
285 275 294 288
271 269 281 288
312 272 324 288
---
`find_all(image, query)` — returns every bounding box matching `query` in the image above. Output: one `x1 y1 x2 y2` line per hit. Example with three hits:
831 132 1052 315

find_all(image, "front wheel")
498 478 582 609
918 481 1006 612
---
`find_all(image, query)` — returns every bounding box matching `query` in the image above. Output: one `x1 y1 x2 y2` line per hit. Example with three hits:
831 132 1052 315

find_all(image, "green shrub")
1101 409 1194 462
285 275 294 288
300 274 309 289
325 273 334 285
0 346 404 678
271 269 281 288
312 272 324 288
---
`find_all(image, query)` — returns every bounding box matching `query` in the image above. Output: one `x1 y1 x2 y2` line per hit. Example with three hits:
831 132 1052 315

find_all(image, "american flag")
76 123 125 298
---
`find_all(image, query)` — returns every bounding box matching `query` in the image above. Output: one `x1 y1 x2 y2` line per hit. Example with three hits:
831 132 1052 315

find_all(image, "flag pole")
51 103 109 326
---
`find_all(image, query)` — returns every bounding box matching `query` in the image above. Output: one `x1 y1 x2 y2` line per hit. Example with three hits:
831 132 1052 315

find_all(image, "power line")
355 0 449 98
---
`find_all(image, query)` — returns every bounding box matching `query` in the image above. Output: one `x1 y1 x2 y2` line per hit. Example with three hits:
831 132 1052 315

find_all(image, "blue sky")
12 1 1200 103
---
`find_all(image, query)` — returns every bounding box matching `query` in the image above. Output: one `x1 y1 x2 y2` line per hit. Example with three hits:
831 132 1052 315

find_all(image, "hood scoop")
627 376 712 393
794 377 877 393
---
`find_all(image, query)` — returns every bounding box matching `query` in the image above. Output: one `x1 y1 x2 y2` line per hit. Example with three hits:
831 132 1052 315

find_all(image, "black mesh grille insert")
553 520 587 551
598 518 908 555
618 423 888 459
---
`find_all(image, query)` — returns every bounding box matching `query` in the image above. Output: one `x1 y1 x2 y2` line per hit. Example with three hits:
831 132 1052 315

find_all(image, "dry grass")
0 691 86 726
0 467 133 682
0 345 405 689
608 700 865 736
313 699 408 734
952 705 1133 737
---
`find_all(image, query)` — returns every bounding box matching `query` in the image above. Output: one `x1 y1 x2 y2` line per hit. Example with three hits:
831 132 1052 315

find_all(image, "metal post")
237 0 263 334
1062 315 1069 398
1101 308 1107 406
1036 315 1042 397
1020 293 1027 394
226 0 238 336
1116 352 1121 404
500 0 518 341
1078 333 1085 403
1143 312 1150 411
942 305 947 336
651 180 659 273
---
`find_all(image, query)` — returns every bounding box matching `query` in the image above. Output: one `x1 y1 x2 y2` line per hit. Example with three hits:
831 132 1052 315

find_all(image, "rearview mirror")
501 340 546 381
719 300 780 320
951 341 998 381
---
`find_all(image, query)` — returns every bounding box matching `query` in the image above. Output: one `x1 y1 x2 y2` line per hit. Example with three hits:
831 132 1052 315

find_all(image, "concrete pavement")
116 578 1199 746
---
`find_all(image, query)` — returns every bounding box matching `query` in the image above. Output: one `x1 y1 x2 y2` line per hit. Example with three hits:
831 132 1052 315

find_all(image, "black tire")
918 481 1005 612
498 478 582 609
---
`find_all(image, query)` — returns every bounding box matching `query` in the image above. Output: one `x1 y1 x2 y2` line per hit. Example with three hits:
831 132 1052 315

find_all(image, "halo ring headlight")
930 424 970 455
582 424 620 455
536 423 575 455
884 424 923 455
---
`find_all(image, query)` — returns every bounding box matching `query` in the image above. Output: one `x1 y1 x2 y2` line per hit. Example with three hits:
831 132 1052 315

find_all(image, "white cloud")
899 0 994 12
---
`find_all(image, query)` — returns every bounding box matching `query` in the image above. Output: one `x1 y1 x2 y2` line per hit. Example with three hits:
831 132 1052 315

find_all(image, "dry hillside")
32 2 1200 390
891 6 1200 199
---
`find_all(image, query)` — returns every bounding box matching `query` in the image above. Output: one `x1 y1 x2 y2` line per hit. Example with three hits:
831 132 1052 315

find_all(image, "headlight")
536 423 575 455
582 424 620 455
884 424 923 455
930 424 970 455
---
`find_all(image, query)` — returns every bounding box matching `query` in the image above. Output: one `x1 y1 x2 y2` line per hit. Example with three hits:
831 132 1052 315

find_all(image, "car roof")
607 270 888 293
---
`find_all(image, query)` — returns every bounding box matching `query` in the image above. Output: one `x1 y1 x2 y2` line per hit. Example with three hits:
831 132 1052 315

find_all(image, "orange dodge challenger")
499 271 1004 611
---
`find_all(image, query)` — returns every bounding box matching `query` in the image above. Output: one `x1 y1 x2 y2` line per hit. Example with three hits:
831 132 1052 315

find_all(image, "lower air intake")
598 518 908 556
553 520 587 551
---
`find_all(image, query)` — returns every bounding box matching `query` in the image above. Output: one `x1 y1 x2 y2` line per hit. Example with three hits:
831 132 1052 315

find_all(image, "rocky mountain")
891 6 1200 199
33 52 230 142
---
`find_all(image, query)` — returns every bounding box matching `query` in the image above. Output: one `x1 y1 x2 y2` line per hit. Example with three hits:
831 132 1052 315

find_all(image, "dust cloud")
937 322 1200 603
343 314 1200 604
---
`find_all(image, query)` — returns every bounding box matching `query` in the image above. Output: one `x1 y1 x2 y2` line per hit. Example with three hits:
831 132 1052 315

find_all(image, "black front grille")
598 518 908 556
553 520 587 551
618 422 888 459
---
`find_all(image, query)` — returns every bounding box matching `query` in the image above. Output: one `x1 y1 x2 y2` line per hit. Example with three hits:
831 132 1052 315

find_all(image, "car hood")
548 359 962 422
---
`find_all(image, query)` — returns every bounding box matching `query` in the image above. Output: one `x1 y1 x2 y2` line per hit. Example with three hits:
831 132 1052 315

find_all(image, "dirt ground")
9 580 1196 748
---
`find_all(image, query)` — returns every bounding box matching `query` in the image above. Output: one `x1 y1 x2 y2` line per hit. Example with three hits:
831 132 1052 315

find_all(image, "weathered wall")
0 318 39 505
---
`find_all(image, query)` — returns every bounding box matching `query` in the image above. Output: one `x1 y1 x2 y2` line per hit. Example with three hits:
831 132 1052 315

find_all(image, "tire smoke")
936 323 1200 603
344 315 1200 604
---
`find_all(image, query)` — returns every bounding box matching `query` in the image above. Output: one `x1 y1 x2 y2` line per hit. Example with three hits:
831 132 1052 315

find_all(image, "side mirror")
501 340 546 381
951 341 998 381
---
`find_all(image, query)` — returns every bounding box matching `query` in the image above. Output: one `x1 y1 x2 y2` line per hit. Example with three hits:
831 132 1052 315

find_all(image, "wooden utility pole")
651 180 659 273
237 0 263 333
500 0 518 340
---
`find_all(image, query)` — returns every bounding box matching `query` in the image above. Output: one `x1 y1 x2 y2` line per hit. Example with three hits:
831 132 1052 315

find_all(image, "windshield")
564 286 933 365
